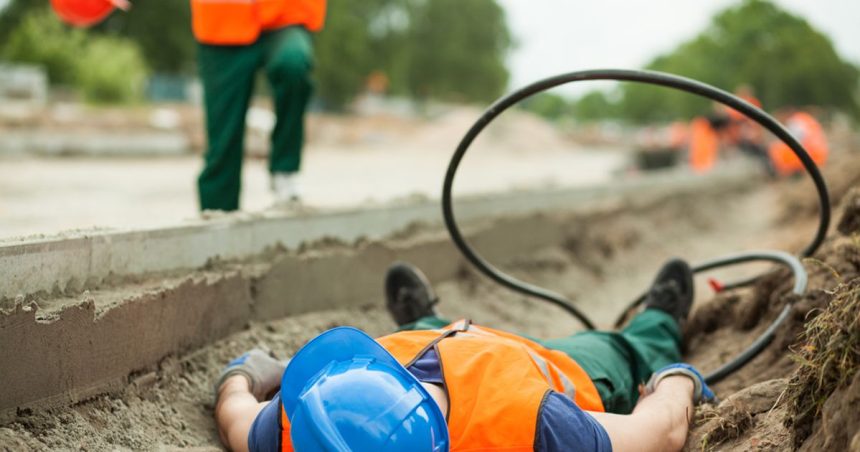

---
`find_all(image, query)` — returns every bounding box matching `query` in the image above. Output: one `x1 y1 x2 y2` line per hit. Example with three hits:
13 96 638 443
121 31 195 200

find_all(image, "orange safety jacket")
768 111 828 176
191 0 326 45
277 320 604 451
688 117 719 173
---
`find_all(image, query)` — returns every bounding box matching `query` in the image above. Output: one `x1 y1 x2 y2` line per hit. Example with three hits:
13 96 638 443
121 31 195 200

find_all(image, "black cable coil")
441 69 830 384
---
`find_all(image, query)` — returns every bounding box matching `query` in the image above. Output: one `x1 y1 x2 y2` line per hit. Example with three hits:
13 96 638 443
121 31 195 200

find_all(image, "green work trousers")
197 26 314 211
402 309 681 414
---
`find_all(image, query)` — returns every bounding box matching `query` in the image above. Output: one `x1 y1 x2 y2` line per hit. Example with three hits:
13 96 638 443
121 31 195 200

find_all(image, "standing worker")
191 0 326 211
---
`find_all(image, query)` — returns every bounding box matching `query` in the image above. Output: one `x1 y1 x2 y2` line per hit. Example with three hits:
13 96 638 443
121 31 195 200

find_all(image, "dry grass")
784 277 860 448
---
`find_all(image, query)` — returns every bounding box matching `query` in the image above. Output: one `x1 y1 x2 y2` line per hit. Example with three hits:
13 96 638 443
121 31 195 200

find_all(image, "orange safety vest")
191 0 326 45
768 111 828 176
688 117 718 173
278 320 604 451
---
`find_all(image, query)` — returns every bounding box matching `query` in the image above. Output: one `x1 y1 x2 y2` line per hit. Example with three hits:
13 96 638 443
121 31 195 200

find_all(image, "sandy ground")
0 158 827 450
0 107 626 240
0 147 624 240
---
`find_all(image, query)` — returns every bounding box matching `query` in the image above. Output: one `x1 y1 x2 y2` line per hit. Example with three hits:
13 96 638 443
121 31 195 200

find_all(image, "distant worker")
768 109 829 177
726 85 770 174
213 260 716 451
689 87 773 175
191 0 326 211
688 116 719 173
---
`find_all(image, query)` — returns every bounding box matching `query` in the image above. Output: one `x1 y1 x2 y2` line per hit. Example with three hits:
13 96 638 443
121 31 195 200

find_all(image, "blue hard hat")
281 327 449 452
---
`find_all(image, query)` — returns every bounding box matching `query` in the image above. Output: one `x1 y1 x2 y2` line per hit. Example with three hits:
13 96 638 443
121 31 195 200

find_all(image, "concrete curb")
0 167 752 300
0 131 189 156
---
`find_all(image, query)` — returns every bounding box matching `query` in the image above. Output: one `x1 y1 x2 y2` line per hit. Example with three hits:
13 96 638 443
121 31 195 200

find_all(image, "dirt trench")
682 159 860 452
0 159 853 450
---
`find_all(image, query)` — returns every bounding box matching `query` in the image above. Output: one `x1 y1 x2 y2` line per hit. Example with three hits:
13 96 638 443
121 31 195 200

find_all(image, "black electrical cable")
688 251 807 384
441 69 829 380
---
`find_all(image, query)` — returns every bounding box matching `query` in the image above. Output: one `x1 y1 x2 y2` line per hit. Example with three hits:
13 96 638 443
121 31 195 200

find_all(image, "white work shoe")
272 172 301 204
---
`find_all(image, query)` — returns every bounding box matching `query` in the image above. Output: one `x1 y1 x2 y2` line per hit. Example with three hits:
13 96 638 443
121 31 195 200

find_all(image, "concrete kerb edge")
0 167 753 301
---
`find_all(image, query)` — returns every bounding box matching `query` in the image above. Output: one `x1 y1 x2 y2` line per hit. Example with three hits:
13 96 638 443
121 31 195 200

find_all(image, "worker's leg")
215 376 267 452
618 308 682 374
262 26 314 175
541 309 681 414
197 42 261 211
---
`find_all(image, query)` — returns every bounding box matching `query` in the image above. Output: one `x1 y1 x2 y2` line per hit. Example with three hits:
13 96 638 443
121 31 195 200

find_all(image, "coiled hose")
441 69 829 383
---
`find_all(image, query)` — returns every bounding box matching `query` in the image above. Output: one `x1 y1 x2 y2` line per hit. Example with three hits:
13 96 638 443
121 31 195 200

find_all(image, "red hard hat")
50 0 126 27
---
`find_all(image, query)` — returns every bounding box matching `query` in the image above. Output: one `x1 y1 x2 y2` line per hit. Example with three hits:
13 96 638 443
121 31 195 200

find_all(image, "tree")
1 0 513 108
573 91 618 122
313 0 401 108
312 0 512 109
3 7 148 103
98 0 195 74
404 0 511 103
0 0 192 74
592 0 860 123
0 0 40 45
2 7 87 85
519 93 573 121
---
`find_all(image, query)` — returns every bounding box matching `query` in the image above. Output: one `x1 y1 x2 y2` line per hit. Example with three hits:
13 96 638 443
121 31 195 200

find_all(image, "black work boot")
643 258 695 327
385 262 439 327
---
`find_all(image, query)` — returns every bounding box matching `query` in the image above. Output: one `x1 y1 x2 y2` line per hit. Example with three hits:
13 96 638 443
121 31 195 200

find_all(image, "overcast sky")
497 0 860 96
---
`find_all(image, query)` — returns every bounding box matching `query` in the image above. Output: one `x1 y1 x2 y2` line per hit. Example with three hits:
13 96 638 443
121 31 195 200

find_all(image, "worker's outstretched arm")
588 364 715 452
588 376 694 452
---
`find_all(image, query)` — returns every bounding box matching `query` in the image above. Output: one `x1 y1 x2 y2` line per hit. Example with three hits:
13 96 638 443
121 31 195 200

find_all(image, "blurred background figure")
690 87 770 175
726 85 770 174
768 108 829 177
688 116 719 173
191 0 326 210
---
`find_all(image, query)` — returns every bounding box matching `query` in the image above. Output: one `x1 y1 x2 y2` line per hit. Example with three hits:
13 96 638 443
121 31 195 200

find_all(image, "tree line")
523 0 860 124
0 0 512 107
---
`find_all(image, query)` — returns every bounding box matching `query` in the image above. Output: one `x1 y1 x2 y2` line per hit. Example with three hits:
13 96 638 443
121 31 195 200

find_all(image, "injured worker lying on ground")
213 259 716 452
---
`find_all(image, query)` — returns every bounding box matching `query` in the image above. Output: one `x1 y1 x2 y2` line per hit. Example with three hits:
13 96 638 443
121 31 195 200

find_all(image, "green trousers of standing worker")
402 308 681 414
197 26 314 211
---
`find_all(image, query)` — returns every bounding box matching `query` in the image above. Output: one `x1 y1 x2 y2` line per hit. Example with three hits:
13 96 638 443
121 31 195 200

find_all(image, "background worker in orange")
768 108 829 177
726 85 771 173
191 0 326 211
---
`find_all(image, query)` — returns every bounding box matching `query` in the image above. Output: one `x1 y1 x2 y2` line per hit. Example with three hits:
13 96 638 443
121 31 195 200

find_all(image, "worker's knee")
268 51 311 83
267 38 312 84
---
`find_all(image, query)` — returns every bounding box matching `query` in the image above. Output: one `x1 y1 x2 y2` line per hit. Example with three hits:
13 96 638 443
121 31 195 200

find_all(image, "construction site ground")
1 110 859 449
